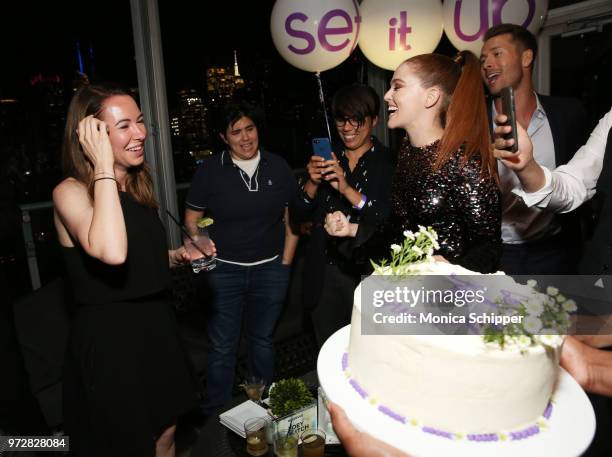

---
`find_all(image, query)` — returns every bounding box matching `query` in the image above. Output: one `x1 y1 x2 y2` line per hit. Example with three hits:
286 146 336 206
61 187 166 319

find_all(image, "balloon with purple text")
442 0 549 55
358 0 443 71
270 0 361 72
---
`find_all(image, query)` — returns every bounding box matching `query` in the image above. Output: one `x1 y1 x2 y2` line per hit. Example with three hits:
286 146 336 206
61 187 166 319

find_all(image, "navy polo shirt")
185 150 298 263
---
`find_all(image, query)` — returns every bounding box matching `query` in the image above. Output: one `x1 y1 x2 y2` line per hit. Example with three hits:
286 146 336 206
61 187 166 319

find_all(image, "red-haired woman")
325 51 501 273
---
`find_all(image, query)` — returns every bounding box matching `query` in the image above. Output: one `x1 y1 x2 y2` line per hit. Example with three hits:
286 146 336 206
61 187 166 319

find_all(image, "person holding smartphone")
493 107 612 276
290 84 395 348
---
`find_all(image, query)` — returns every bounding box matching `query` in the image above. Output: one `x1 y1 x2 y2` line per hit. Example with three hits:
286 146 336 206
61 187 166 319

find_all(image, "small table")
190 372 347 456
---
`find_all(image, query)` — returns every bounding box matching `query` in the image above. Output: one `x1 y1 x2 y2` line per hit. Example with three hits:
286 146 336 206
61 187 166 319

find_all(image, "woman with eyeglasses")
325 52 501 274
291 84 395 348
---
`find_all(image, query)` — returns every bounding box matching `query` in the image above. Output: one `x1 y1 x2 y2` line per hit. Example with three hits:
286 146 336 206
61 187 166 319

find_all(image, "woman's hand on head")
78 115 115 171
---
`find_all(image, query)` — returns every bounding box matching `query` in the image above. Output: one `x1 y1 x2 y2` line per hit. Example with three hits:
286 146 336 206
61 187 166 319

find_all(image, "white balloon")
443 0 549 55
270 0 361 73
358 0 443 71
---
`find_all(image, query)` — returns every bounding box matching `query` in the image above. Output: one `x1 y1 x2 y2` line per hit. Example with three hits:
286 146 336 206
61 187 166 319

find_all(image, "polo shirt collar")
221 149 267 168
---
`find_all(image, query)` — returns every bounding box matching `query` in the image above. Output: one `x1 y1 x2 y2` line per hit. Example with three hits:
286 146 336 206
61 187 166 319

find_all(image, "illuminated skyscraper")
206 50 246 105
170 89 212 180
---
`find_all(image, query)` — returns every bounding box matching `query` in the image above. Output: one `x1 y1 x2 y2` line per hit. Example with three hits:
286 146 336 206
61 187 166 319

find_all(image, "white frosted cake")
346 259 563 436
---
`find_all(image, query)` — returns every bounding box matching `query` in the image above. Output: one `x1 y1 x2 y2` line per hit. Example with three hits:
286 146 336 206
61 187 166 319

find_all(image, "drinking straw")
165 210 208 257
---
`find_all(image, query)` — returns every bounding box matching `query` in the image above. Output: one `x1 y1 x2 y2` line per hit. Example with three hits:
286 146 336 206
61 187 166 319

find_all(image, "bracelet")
353 193 367 210
93 177 117 183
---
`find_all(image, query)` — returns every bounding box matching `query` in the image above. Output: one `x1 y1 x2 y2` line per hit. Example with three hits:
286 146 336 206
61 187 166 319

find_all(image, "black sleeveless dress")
61 192 200 457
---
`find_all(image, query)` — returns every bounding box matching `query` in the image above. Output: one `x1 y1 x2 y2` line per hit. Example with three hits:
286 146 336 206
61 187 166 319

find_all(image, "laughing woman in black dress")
53 84 200 457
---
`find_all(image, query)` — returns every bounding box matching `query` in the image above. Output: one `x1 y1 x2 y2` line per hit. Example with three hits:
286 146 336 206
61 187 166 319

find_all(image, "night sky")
1 1 286 101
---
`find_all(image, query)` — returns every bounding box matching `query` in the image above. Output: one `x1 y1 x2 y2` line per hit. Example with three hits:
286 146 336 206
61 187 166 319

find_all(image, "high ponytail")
406 51 497 184
437 50 497 184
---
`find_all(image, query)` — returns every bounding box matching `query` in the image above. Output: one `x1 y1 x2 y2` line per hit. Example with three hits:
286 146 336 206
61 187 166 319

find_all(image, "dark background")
1 0 611 300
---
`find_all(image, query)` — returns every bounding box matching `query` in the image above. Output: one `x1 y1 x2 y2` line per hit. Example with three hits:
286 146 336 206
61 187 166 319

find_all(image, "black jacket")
579 127 612 275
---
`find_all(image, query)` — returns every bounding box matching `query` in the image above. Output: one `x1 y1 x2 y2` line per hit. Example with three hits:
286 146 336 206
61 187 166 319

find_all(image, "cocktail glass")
243 375 266 404
273 428 298 457
301 429 326 457
244 417 269 456
183 226 216 273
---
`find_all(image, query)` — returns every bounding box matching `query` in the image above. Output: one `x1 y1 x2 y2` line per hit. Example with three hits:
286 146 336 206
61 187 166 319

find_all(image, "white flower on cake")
535 334 564 346
411 246 424 255
371 226 439 275
562 299 577 312
370 227 575 351
403 230 415 240
523 316 543 334
515 334 532 350
484 279 576 350
524 296 545 317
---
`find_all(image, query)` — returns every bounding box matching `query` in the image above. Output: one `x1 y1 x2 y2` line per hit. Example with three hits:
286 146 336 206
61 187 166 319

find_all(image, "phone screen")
500 86 518 153
312 137 333 161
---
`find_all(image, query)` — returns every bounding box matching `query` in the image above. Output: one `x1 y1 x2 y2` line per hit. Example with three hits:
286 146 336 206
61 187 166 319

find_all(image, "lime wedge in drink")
197 217 214 228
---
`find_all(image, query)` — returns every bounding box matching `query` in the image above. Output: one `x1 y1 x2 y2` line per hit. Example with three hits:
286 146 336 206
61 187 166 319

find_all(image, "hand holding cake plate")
318 326 595 457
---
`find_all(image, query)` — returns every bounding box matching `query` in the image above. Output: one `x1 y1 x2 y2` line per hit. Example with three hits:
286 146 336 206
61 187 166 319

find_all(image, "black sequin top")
385 138 501 273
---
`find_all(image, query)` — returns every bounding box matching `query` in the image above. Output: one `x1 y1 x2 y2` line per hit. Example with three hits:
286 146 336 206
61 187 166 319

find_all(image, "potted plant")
269 378 315 418
267 378 318 439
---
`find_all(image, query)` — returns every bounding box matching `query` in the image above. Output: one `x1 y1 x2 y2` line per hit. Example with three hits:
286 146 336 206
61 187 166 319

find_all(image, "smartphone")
500 86 518 153
312 137 333 161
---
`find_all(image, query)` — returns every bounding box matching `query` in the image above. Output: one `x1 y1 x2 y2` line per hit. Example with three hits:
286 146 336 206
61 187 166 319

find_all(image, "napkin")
219 400 268 438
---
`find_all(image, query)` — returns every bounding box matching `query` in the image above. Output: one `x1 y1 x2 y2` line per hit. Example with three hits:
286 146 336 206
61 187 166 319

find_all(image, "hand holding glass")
183 226 216 273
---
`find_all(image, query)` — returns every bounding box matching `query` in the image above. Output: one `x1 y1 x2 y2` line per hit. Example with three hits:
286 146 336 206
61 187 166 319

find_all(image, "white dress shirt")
512 107 612 213
495 94 559 244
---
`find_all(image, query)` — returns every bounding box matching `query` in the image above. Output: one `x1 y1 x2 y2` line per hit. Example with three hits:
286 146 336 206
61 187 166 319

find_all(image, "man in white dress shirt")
494 107 612 274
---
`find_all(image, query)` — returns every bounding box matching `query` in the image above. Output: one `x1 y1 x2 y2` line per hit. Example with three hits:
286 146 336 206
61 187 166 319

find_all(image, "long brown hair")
62 83 158 208
405 51 497 184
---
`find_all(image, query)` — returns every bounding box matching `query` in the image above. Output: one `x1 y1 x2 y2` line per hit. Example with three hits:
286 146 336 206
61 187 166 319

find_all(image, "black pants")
501 235 576 275
311 264 359 348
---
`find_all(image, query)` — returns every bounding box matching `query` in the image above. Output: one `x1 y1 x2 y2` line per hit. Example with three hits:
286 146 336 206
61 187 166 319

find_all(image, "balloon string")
316 71 333 142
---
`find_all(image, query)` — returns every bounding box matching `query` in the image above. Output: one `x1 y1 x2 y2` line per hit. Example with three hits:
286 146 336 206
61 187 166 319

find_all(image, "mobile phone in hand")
500 86 518 153
312 137 333 161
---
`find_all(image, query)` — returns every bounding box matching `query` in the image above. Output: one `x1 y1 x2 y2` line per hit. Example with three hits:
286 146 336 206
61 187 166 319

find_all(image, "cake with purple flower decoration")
344 227 569 438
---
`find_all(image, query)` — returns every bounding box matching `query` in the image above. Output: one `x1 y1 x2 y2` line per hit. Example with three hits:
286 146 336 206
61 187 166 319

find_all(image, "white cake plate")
318 325 595 457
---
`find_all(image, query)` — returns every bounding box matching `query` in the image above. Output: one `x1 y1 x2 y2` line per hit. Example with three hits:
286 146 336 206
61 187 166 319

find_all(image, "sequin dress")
386 138 501 273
